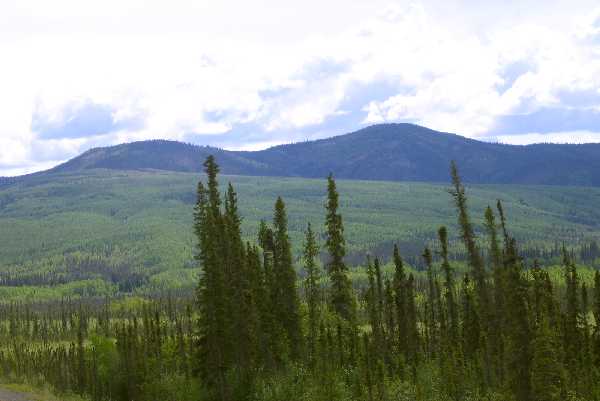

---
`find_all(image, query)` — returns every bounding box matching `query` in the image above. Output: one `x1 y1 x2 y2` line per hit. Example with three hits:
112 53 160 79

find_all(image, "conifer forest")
0 155 598 401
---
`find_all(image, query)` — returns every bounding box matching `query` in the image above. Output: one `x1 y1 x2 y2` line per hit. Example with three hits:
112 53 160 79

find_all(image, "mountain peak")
8 124 600 186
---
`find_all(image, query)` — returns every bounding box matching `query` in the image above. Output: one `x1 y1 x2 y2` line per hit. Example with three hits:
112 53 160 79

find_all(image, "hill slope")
1 169 600 300
50 140 274 176
245 124 600 185
5 123 600 186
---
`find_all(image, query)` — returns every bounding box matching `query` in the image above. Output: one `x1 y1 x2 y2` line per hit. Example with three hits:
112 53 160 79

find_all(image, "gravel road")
0 388 30 401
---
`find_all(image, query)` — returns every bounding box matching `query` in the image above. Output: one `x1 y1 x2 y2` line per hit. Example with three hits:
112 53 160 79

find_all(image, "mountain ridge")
4 123 600 186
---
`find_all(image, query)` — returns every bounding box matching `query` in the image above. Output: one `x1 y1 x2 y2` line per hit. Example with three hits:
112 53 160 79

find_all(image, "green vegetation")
1 168 600 300
0 157 599 401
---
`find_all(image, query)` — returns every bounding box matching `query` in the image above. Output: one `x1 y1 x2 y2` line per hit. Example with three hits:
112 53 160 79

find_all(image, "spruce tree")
366 257 385 367
302 222 321 367
383 278 397 376
531 316 565 401
423 247 437 359
461 274 480 363
406 273 420 379
503 237 532 401
324 174 356 323
224 183 257 388
562 250 582 385
393 245 408 359
451 162 493 389
593 271 600 372
194 160 231 400
581 282 593 397
450 162 489 315
272 197 303 360
438 227 458 343
484 206 504 385
196 156 253 400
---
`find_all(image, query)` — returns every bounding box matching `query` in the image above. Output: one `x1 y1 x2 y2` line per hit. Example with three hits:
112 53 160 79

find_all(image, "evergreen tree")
531 316 565 401
562 250 582 385
593 271 600 372
302 222 321 367
484 206 504 385
224 183 257 389
324 174 356 323
392 245 408 359
272 197 303 361
581 282 593 397
194 158 231 400
438 227 458 343
451 162 493 389
437 226 464 399
406 273 420 378
461 274 480 363
503 237 532 401
450 162 489 316
383 277 397 376
423 247 437 359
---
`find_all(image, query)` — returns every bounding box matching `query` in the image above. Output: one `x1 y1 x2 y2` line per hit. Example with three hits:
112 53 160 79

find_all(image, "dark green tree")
195 157 231 401
438 227 458 343
272 197 303 361
302 222 321 367
324 173 356 323
562 249 582 385
593 271 600 372
393 245 408 359
531 316 565 401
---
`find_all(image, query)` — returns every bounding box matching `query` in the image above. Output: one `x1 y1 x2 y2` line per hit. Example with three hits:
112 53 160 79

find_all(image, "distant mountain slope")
49 140 273 176
240 124 600 185
6 123 600 186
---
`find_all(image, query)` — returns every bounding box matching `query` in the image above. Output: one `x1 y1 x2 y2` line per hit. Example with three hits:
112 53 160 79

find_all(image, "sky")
1 0 600 176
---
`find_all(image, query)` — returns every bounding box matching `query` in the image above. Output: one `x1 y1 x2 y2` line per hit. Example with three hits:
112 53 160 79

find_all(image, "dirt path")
0 388 30 401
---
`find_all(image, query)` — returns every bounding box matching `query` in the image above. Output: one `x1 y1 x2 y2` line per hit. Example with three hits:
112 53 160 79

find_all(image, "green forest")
1 168 600 301
0 156 599 401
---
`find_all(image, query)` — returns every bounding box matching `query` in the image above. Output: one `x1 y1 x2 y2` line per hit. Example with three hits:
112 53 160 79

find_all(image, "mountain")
245 124 600 185
6 123 600 186
49 140 273 176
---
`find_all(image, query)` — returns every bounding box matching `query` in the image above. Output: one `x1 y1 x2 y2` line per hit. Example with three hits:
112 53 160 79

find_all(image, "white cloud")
492 131 600 145
1 0 600 175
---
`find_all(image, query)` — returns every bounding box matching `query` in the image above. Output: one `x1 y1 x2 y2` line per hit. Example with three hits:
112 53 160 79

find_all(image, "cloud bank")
1 0 600 175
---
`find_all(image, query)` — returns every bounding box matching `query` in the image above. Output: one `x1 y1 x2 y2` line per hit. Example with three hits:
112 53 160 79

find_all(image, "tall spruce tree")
302 222 321 367
484 206 504 385
325 173 356 323
562 249 583 389
406 273 420 378
366 257 387 368
393 244 409 361
423 247 438 359
224 184 252 381
531 316 565 401
594 271 600 371
195 156 231 401
502 237 532 401
272 197 303 361
451 162 493 388
450 162 489 314
438 227 458 343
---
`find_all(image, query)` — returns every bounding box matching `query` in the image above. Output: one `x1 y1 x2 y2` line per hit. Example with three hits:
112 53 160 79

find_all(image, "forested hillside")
1 169 600 300
0 157 598 401
4 123 600 186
